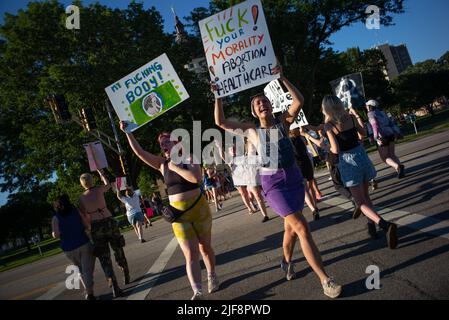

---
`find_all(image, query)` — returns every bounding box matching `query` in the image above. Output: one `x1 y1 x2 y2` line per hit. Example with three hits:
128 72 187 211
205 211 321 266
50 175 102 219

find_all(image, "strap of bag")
171 194 202 214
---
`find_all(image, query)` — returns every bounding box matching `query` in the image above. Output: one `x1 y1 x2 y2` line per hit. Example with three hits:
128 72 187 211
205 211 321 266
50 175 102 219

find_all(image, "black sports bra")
163 161 199 196
330 116 360 152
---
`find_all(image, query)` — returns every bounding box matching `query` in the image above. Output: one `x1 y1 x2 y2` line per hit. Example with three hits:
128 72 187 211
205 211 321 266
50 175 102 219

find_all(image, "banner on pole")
199 0 278 98
105 53 189 132
83 141 108 172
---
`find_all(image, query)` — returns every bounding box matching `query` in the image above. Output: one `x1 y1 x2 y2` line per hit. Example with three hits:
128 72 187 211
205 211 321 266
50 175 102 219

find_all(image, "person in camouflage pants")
90 216 129 285
79 169 130 298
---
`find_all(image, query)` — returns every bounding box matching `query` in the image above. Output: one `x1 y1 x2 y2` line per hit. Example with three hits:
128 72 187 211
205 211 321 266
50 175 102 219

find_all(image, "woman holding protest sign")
119 123 220 300
213 64 342 299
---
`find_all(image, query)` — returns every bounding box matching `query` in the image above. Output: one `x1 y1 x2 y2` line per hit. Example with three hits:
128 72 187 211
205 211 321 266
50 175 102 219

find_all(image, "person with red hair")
119 123 219 300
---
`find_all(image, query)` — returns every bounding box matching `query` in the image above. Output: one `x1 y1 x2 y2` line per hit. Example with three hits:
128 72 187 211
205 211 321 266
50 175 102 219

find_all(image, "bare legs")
284 212 329 283
247 186 269 219
236 186 257 213
177 230 216 295
378 143 402 171
133 221 144 240
349 182 381 224
282 219 296 264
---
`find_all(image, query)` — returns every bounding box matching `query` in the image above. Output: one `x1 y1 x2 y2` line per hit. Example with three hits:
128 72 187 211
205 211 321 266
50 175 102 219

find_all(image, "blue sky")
0 0 448 206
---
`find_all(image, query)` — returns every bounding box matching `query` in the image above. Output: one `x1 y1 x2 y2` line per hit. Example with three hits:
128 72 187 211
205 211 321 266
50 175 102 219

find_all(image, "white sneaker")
280 260 296 281
322 277 342 298
191 291 204 300
208 275 220 293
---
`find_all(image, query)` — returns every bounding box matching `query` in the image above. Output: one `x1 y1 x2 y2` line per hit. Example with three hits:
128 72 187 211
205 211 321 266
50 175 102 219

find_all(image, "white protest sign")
329 72 366 110
199 0 279 98
83 141 108 172
105 53 189 132
264 80 309 129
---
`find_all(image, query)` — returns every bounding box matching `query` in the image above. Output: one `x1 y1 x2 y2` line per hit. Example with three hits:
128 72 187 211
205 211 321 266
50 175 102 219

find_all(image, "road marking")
321 194 449 241
36 281 67 300
126 236 179 300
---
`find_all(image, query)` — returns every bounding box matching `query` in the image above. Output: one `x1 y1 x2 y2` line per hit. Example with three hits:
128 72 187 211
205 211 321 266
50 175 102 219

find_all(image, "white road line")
36 282 67 300
126 236 179 300
322 195 449 240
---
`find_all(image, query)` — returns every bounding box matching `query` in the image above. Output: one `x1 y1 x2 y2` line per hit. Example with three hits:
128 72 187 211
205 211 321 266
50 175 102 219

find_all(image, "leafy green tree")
391 58 449 112
0 185 52 249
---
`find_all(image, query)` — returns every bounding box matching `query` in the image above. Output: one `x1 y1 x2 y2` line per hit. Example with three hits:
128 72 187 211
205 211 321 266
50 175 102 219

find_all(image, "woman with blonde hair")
321 95 398 249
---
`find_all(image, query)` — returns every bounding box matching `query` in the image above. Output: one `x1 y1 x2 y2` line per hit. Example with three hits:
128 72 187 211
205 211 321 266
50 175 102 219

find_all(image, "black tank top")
330 116 360 152
163 161 199 196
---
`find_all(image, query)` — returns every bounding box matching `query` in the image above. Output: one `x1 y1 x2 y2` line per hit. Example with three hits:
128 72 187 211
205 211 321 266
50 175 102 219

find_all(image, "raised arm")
348 109 367 139
278 67 305 126
97 169 111 192
119 121 166 172
214 96 254 134
116 188 124 203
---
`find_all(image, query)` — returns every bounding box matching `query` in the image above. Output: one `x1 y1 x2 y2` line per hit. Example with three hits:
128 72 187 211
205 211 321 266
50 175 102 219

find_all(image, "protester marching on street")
119 122 220 300
213 63 342 298
78 169 130 298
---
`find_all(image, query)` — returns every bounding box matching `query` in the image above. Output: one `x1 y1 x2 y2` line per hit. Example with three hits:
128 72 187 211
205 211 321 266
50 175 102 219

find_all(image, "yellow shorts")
171 195 212 241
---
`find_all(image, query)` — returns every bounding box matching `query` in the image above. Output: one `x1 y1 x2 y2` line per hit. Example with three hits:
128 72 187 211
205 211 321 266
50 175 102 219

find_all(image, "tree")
391 59 449 112
0 1 208 202
0 185 52 249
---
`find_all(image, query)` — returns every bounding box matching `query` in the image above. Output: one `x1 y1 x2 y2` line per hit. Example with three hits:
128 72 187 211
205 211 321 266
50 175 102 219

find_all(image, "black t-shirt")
291 136 310 163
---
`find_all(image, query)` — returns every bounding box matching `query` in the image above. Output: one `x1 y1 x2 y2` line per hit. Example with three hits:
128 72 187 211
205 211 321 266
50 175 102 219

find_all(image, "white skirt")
231 156 261 187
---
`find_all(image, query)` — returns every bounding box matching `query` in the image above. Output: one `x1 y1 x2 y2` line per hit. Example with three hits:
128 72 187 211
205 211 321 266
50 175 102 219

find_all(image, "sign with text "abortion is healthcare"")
199 0 279 98
105 53 189 132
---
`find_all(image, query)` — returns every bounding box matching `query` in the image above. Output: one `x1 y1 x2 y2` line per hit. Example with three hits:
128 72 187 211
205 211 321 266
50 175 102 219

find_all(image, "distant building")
184 57 208 75
377 43 413 80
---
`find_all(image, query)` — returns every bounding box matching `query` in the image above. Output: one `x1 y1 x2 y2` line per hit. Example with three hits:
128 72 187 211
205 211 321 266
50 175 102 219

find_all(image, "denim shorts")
127 211 144 225
338 144 377 188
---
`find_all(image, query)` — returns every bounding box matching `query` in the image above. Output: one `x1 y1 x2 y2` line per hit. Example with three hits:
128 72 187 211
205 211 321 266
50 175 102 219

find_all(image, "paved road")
1 130 449 300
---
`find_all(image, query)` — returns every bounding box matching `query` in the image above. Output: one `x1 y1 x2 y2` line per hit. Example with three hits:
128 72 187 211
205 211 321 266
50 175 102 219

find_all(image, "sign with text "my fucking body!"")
199 0 279 98
105 53 189 132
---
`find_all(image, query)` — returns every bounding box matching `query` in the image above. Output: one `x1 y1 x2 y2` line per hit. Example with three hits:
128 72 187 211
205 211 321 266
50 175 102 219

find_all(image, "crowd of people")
50 62 407 301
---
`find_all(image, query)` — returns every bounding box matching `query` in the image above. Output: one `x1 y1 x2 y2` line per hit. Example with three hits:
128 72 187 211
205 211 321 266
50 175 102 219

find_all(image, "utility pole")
46 94 131 185
105 98 131 184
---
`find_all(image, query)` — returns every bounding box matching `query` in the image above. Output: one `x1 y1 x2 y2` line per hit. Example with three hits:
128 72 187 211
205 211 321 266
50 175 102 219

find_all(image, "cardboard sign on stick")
264 80 309 129
329 72 366 109
199 0 279 98
83 141 108 172
105 53 189 132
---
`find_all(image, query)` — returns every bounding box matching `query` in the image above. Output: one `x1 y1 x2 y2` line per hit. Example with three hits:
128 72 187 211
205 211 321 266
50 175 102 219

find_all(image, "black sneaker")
367 222 378 239
352 206 362 220
312 210 320 221
140 239 146 243
385 223 398 249
398 165 405 179
262 216 270 223
85 294 97 301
